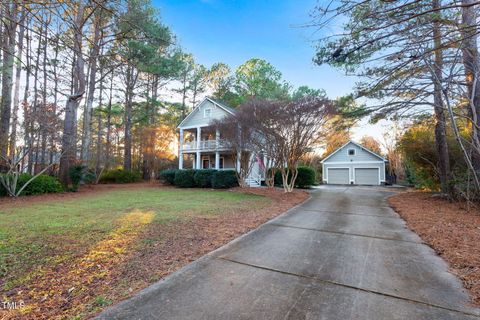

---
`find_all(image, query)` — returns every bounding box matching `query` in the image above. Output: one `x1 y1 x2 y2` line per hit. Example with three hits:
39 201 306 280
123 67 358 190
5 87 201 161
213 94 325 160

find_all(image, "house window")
348 148 356 156
204 108 212 118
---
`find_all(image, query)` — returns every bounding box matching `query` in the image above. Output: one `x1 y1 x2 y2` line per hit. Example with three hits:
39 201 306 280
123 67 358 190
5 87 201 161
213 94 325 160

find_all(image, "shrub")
69 165 96 191
159 169 178 185
99 169 142 184
194 169 217 188
212 170 238 189
274 166 316 188
18 174 64 195
174 169 197 188
0 173 64 197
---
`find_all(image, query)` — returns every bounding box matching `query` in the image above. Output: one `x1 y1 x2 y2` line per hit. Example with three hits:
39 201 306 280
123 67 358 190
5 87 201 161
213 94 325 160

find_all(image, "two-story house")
177 97 264 187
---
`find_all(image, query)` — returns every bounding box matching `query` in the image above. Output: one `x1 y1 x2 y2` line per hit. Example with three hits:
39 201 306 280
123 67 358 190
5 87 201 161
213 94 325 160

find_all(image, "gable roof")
176 97 236 129
206 97 237 114
321 140 387 163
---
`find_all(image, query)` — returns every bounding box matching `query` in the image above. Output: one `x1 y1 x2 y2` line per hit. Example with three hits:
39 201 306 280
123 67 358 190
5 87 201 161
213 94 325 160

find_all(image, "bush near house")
0 173 64 197
159 169 177 185
274 166 316 188
194 169 217 188
174 169 197 188
212 170 238 189
99 169 142 184
161 169 238 189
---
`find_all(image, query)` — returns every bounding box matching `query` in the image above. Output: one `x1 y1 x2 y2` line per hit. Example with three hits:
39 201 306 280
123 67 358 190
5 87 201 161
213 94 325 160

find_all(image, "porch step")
245 178 261 188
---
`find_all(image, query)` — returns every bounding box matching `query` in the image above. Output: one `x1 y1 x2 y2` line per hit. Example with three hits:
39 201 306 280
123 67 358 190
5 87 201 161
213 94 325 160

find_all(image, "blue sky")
154 0 356 98
154 0 383 141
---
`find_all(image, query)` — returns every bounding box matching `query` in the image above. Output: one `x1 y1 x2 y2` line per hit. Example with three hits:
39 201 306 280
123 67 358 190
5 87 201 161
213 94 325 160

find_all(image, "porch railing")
181 139 228 151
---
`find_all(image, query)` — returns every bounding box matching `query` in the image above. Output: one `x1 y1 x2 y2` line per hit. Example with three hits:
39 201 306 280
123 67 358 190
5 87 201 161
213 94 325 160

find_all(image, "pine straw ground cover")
389 192 480 306
0 184 308 319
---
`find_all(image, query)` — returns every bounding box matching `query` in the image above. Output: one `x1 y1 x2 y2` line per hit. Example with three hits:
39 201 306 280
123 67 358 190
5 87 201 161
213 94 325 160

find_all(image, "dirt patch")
1 187 308 319
389 192 480 306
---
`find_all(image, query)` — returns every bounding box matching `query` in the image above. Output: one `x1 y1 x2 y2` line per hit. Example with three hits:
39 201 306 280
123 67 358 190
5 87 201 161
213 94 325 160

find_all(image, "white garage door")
328 168 350 184
355 168 379 185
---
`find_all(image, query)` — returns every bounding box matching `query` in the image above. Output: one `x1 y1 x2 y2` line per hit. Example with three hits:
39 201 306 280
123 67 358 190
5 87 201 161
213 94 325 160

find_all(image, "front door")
202 156 210 169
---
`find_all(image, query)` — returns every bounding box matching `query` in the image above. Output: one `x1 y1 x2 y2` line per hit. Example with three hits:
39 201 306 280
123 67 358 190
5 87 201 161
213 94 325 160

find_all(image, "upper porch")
179 125 231 153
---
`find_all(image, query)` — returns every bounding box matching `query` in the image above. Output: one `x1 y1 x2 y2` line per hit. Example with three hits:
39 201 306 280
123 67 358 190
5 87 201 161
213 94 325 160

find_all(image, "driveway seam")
267 223 423 244
301 208 401 219
218 257 480 318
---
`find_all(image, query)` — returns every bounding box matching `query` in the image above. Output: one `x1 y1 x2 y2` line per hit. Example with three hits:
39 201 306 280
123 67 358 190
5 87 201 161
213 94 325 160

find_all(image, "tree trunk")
105 72 114 169
21 22 31 172
40 13 51 169
432 0 451 193
0 2 19 159
28 16 44 174
123 65 134 171
59 2 86 185
461 0 480 173
9 6 26 159
81 12 103 164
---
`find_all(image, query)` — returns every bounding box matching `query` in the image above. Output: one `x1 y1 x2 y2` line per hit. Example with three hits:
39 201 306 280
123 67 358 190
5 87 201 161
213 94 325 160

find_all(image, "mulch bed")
1 186 308 319
389 192 480 306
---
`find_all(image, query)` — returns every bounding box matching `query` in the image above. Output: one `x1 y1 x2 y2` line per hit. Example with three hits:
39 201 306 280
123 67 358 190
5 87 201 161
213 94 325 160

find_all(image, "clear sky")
154 0 383 141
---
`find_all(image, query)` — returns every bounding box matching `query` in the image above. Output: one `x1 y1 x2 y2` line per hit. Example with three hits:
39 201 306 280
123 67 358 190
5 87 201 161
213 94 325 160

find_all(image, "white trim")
321 140 387 163
323 161 384 165
353 167 380 186
326 167 351 185
179 124 211 130
205 97 235 115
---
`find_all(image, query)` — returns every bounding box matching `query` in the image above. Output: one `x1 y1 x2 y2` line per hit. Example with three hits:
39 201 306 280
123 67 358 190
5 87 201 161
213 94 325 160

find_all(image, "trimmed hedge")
0 173 63 196
160 169 238 189
194 169 217 188
159 169 178 185
274 166 316 188
174 169 196 188
99 169 142 184
212 170 238 189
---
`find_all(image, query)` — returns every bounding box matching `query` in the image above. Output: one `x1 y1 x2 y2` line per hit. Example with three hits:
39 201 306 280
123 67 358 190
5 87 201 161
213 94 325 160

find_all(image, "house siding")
179 100 230 128
326 142 381 162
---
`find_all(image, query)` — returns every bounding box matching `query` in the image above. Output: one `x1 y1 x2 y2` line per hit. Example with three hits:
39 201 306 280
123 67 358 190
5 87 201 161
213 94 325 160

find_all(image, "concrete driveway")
97 186 480 320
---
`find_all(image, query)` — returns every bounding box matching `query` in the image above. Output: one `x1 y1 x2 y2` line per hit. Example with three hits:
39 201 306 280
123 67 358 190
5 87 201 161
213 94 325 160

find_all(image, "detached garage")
322 141 387 186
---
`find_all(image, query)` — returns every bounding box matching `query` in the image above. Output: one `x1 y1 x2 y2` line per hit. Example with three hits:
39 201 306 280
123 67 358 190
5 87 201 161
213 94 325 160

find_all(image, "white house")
177 97 264 187
321 140 387 185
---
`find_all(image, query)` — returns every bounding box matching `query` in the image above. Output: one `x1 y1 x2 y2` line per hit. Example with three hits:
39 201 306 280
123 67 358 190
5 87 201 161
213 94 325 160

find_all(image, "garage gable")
321 141 385 163
322 140 386 185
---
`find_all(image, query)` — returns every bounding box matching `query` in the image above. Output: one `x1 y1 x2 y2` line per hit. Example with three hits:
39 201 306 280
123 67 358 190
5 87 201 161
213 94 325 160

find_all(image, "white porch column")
215 129 220 169
196 126 202 169
196 127 202 149
215 152 220 169
196 151 201 169
179 128 184 169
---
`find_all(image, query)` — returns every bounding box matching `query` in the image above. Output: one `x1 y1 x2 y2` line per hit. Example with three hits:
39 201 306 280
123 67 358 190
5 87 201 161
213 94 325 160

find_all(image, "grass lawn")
0 186 277 319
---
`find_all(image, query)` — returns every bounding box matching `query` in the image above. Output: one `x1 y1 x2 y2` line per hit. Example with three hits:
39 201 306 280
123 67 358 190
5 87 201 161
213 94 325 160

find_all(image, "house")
177 97 264 187
321 140 387 185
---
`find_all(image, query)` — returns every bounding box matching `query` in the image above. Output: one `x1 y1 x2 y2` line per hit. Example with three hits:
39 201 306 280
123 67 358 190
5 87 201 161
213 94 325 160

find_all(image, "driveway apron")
97 186 480 320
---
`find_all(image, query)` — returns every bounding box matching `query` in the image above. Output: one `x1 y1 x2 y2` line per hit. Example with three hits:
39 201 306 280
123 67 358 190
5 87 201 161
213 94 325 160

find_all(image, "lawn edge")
93 191 312 319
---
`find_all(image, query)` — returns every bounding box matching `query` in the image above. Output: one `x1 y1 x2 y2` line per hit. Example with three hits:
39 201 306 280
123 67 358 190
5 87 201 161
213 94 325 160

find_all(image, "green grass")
0 187 269 291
